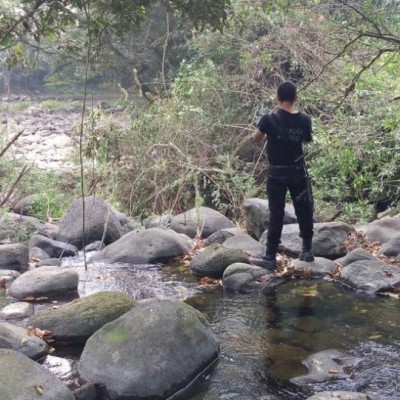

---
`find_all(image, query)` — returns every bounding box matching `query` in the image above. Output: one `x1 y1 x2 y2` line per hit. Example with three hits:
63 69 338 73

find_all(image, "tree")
0 0 231 95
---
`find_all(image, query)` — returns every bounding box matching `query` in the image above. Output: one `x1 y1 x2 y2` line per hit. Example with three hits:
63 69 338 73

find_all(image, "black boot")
248 243 277 271
299 237 314 262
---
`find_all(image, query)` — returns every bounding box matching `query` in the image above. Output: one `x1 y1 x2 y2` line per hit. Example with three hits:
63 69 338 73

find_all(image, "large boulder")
57 196 123 249
90 228 193 265
356 216 400 244
0 321 48 360
0 243 29 271
9 266 79 300
0 349 74 400
79 299 219 400
189 244 249 278
340 260 400 294
243 198 297 239
261 222 353 259
28 292 137 344
29 234 78 259
170 207 235 238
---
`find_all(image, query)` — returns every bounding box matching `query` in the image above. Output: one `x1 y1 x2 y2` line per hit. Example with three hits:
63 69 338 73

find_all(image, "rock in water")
79 299 219 400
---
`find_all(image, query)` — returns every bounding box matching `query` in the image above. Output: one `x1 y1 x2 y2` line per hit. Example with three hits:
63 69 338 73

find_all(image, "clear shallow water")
185 280 400 400
7 253 400 399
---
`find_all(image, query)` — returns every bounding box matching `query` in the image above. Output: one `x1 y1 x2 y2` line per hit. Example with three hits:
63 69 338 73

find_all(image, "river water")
3 257 400 399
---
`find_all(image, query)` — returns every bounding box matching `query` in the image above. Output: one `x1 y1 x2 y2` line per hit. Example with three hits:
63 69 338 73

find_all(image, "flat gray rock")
340 260 400 294
290 349 361 385
189 244 249 278
0 349 74 400
223 262 272 293
289 257 337 276
261 222 353 259
1 302 34 319
223 233 266 258
170 207 235 238
335 248 378 267
0 321 48 360
9 266 79 300
90 228 193 265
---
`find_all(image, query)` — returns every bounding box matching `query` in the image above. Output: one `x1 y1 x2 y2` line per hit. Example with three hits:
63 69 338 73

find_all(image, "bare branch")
0 165 32 208
300 34 362 92
337 0 382 36
0 130 24 159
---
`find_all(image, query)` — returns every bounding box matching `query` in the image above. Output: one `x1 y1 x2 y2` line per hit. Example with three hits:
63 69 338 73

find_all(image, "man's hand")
252 129 265 144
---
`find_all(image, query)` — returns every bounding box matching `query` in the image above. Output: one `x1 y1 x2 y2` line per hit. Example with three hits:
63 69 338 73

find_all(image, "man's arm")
252 129 265 144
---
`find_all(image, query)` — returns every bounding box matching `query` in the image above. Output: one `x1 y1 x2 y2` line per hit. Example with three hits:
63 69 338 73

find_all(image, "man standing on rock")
251 81 314 270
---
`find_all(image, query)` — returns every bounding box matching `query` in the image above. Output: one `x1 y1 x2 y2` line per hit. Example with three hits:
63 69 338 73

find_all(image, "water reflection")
187 279 400 399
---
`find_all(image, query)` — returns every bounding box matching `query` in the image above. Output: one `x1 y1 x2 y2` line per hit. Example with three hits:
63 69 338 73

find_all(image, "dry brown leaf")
23 296 36 301
0 277 6 287
26 326 53 340
198 277 220 286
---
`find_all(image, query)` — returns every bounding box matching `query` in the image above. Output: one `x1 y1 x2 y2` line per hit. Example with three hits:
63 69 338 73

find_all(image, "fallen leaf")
21 338 29 345
328 369 338 374
23 296 36 301
34 297 48 301
34 385 44 395
52 305 60 309
48 347 56 354
26 326 53 340
199 277 220 286
369 334 382 340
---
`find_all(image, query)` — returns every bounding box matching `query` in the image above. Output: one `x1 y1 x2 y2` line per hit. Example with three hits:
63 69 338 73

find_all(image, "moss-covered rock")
79 299 219 400
27 291 137 344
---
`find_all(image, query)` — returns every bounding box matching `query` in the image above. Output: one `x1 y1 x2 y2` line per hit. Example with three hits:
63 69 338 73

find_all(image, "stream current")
3 254 400 399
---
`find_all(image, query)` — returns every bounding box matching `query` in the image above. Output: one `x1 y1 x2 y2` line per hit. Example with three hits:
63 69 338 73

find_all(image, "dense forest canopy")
0 0 400 223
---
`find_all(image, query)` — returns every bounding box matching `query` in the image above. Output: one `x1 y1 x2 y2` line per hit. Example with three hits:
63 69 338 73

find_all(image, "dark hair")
277 81 297 102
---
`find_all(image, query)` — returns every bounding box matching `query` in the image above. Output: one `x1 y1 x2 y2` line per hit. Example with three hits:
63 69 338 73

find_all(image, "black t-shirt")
258 109 312 165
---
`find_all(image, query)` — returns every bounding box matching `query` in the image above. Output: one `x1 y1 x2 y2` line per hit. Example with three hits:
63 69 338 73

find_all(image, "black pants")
266 166 314 249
